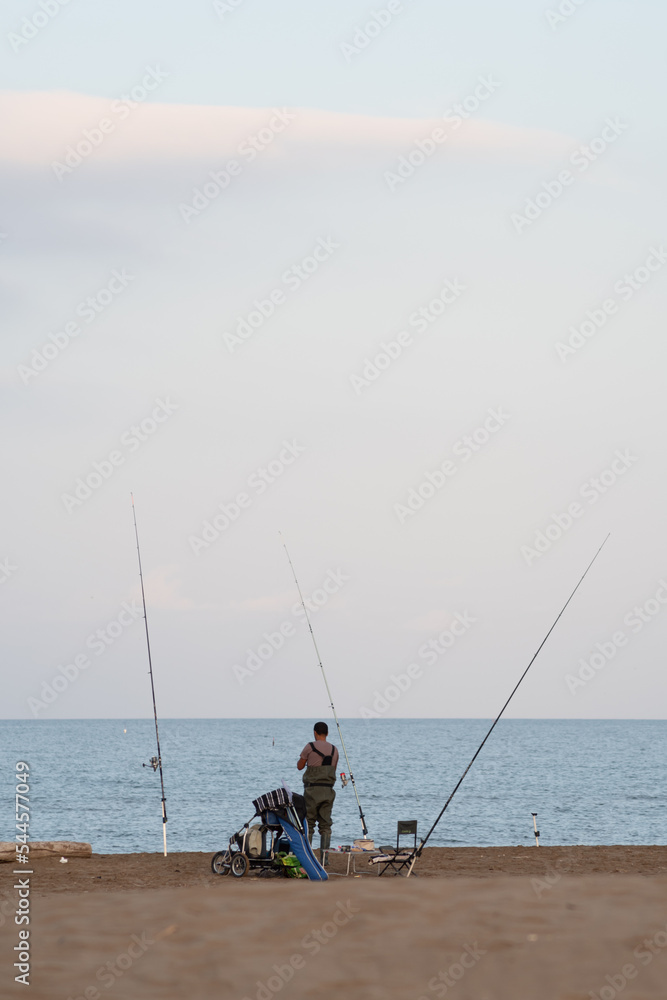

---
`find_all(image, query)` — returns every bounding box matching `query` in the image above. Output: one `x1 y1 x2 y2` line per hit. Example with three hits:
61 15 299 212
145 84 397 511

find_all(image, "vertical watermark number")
14 761 31 986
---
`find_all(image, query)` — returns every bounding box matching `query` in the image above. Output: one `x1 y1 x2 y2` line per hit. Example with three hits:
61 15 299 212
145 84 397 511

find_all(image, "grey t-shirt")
300 741 339 768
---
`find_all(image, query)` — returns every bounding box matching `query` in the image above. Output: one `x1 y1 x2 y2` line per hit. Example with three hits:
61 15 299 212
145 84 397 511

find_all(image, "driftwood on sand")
0 841 92 862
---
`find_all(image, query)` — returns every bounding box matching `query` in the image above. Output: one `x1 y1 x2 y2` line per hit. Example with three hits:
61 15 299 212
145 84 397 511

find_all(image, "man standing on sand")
297 722 339 863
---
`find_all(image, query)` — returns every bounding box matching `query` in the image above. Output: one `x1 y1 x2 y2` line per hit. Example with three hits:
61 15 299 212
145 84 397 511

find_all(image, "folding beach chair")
369 820 419 877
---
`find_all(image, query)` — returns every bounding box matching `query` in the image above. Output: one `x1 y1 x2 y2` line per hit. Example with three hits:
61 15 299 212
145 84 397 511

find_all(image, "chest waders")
303 743 336 859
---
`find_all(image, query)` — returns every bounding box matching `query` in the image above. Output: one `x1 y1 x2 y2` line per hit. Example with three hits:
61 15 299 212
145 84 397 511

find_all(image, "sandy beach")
8 844 667 894
3 847 667 999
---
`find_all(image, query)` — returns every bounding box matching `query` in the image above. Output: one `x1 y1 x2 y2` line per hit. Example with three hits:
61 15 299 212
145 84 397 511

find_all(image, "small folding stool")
369 820 419 876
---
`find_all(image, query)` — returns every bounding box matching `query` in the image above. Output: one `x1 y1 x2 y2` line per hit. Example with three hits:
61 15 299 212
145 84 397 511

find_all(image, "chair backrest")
396 820 418 850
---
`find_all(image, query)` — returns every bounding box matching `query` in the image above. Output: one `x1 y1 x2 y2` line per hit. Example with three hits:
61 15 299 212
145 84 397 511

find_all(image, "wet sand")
2 848 667 999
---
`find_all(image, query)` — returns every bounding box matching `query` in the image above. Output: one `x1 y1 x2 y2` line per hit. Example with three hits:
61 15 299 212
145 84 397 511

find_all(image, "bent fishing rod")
280 533 369 837
405 533 610 877
131 494 168 857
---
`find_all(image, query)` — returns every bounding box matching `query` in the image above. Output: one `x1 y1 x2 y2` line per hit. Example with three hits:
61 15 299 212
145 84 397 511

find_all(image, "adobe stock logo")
511 118 628 235
0 558 17 586
51 67 169 181
589 922 667 1000
555 247 667 362
17 270 135 385
360 611 477 718
61 398 179 513
394 408 510 524
520 449 638 567
189 440 306 554
565 579 667 695
232 569 349 685
8 0 73 54
383 76 501 193
350 278 465 394
223 237 340 354
339 1 412 63
213 0 246 16
545 0 590 30
178 109 296 224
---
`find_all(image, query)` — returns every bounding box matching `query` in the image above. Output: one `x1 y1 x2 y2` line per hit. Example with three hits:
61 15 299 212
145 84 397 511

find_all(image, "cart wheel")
211 851 231 875
230 853 249 878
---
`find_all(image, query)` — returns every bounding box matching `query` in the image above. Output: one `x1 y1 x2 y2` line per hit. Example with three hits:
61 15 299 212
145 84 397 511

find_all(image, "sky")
1 0 666 720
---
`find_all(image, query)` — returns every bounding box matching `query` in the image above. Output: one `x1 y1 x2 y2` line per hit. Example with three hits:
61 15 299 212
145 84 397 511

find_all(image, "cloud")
229 591 295 614
404 609 465 632
128 578 297 617
0 90 575 168
130 566 196 612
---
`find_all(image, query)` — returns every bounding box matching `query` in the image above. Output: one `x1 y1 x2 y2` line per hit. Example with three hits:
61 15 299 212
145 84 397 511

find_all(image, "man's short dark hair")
314 721 328 736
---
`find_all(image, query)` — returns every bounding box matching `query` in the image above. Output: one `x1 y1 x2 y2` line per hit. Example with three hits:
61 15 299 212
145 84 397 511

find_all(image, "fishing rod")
405 534 610 877
280 533 369 838
131 493 168 857
532 812 540 847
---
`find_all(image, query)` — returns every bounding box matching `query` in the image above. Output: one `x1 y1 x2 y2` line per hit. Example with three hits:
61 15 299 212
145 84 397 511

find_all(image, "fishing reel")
340 772 349 788
143 756 159 772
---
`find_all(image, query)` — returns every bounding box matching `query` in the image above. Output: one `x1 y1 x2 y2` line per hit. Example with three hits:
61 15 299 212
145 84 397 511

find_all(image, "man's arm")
297 745 309 771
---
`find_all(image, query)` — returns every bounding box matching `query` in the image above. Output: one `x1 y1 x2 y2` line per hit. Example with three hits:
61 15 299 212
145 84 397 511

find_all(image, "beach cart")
211 788 328 881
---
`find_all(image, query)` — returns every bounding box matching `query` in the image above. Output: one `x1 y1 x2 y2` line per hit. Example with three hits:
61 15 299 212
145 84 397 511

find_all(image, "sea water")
1 718 665 853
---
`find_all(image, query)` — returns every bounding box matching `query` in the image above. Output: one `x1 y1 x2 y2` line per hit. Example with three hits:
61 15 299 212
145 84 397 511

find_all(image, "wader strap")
309 741 334 766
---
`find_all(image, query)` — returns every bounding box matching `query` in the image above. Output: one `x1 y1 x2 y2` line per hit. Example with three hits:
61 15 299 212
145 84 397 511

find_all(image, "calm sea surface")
1 719 665 854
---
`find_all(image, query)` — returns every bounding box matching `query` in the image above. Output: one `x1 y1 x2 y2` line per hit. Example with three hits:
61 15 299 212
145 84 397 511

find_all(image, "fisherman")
297 722 339 864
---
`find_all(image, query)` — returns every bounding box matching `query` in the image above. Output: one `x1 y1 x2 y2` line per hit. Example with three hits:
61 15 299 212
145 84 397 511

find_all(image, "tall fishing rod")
280 533 369 837
405 534 610 877
131 494 168 857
